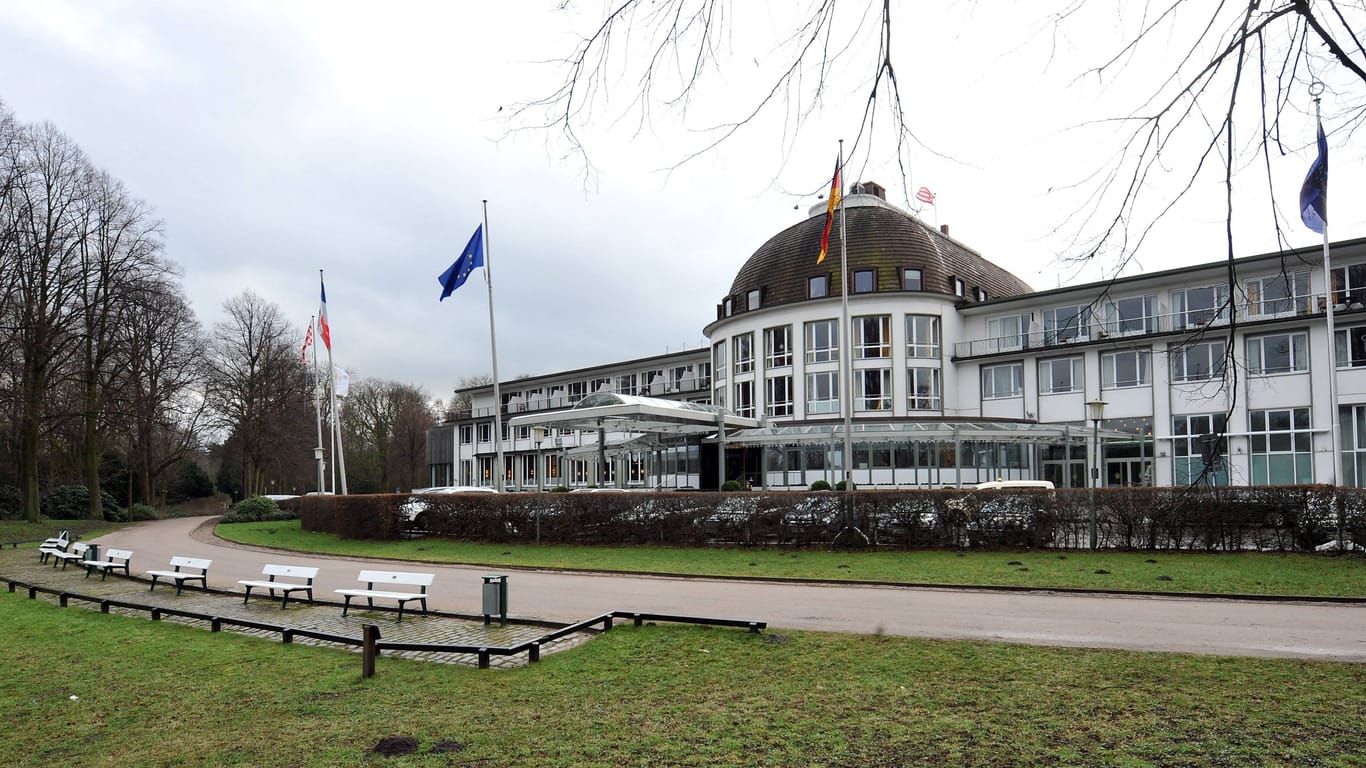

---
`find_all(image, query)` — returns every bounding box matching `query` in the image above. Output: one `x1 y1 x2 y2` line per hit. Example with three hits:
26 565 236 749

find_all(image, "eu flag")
439 225 485 300
1299 120 1327 234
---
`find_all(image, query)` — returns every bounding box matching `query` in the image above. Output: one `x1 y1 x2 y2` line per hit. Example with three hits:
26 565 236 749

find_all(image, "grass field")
217 519 1366 598
5 591 1365 767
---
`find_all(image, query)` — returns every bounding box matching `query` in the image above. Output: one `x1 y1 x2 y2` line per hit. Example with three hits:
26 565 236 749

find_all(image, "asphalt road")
90 516 1366 663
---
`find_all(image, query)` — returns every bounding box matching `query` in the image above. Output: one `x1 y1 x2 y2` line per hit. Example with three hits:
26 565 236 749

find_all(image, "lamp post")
1086 399 1107 550
533 427 546 493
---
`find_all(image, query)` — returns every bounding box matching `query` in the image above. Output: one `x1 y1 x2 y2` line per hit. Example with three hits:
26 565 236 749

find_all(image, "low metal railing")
2 577 765 676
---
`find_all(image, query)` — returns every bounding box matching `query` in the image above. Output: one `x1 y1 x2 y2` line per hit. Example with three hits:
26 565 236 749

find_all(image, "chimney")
940 224 950 237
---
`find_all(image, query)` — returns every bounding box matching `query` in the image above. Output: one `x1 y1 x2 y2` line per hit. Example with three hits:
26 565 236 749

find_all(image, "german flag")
817 157 842 264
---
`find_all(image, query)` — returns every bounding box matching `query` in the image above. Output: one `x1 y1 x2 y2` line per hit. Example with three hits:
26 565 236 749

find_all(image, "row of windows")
496 364 712 411
714 316 942 379
1171 408 1313 485
983 271 1316 349
716 369 944 418
722 266 991 319
980 331 1317 399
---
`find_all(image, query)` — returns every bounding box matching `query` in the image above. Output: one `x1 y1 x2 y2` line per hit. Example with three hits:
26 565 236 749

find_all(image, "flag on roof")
817 157 842 265
916 186 936 205
1300 119 1327 234
440 225 485 300
318 282 332 351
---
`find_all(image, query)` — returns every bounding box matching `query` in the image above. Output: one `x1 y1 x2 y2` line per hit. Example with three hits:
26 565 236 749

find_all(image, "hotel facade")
428 183 1366 492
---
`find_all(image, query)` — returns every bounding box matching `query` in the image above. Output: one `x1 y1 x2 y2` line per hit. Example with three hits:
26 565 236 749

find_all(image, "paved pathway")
82 516 1366 663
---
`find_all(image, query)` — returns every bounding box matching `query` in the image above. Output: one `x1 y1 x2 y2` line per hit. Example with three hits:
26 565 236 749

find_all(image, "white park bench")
83 548 134 581
238 564 319 609
37 530 71 564
47 542 91 570
335 570 434 622
145 556 211 595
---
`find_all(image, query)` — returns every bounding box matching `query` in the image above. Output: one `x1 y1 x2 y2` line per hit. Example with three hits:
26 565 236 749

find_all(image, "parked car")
401 486 499 523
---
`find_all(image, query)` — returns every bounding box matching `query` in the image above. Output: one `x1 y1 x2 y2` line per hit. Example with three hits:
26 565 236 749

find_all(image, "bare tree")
0 120 91 521
517 2 1364 247
113 280 207 506
448 373 493 418
74 170 170 517
203 291 313 499
341 380 435 493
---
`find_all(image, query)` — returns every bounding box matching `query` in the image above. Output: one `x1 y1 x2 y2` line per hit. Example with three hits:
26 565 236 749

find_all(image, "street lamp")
1086 398 1107 550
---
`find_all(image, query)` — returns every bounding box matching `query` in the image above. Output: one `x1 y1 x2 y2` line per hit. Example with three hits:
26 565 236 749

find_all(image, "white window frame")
1102 295 1157 336
1101 349 1151 389
1038 357 1084 394
712 340 727 381
733 380 755 418
1246 272 1309 317
855 369 893 412
765 375 793 417
1043 304 1090 344
907 367 942 410
1335 324 1366 369
853 315 892 359
733 332 754 375
805 371 840 414
1248 407 1313 485
987 314 1030 353
1246 331 1309 375
905 315 941 359
981 362 1024 399
1172 284 1229 329
1170 340 1227 382
764 325 792 368
805 319 839 364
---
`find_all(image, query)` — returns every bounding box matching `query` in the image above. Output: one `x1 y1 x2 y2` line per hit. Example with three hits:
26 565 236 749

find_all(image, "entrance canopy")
506 392 760 437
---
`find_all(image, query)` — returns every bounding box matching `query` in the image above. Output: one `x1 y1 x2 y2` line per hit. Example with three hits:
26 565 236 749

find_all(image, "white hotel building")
428 182 1366 492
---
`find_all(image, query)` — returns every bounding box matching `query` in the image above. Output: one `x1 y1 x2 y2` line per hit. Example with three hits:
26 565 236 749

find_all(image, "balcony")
953 294 1332 359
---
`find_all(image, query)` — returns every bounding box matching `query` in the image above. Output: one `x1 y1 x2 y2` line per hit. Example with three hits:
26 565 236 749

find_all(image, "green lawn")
218 519 1366 597
0 518 116 545
4 592 1364 767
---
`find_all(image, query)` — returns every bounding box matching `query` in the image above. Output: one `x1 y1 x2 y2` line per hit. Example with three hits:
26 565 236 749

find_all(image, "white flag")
333 366 350 397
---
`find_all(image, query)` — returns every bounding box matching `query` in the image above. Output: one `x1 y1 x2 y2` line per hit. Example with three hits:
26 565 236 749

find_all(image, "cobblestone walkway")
1 547 591 668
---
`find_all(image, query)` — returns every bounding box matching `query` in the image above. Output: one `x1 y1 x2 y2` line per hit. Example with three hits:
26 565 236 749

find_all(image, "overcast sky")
4 1 1362 401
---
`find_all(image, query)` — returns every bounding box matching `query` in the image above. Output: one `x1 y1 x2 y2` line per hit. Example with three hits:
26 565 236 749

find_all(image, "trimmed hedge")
299 485 1366 551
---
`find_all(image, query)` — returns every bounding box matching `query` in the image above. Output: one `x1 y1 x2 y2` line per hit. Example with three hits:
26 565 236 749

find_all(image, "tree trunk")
85 370 103 519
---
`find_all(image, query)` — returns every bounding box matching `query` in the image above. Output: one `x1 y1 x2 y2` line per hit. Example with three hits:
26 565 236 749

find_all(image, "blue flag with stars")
439 225 485 300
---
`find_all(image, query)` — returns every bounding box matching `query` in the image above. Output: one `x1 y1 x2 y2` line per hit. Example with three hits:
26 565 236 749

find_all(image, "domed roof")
725 193 1033 309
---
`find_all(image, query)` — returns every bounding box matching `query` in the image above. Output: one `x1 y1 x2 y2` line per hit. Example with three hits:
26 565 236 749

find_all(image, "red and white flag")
299 322 314 364
318 282 332 351
916 186 936 205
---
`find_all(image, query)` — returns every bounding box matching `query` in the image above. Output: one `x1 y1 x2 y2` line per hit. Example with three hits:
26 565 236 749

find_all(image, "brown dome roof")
724 197 1033 310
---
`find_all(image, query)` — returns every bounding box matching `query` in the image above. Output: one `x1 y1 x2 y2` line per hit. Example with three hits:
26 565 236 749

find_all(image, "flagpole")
483 200 507 492
837 139 853 491
1311 85 1340 487
321 269 348 495
310 315 325 494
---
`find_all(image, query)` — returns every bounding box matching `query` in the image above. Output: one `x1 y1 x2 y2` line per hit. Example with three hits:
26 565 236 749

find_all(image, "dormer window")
951 277 966 297
974 287 988 302
853 269 876 293
809 275 829 298
903 268 923 291
723 297 733 317
747 289 761 310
